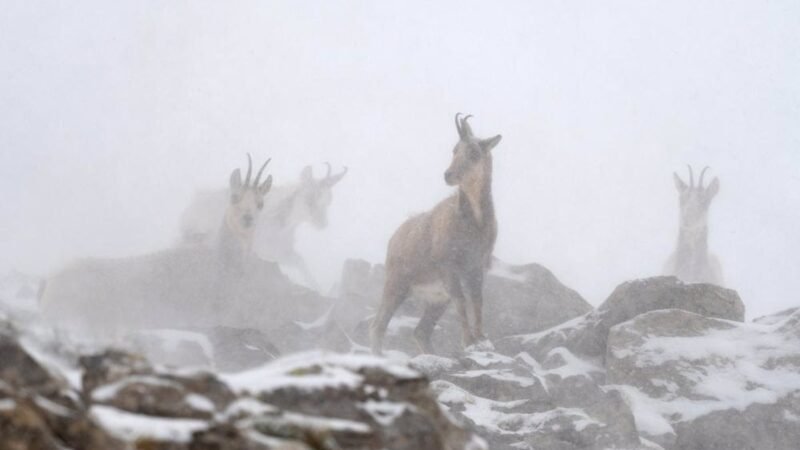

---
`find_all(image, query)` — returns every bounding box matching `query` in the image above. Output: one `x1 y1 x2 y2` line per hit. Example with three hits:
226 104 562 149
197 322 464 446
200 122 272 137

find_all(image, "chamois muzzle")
444 170 458 186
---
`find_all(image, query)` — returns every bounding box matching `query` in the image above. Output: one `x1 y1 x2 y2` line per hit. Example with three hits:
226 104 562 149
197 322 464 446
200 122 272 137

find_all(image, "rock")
606 308 800 449
483 261 592 337
500 276 744 360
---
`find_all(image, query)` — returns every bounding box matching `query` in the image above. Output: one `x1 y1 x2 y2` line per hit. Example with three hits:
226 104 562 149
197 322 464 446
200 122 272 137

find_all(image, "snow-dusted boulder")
339 258 591 355
607 308 800 450
500 276 744 360
420 349 651 450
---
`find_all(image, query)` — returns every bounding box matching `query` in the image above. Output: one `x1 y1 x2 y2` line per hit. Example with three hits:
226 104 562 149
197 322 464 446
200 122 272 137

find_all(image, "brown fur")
370 114 502 354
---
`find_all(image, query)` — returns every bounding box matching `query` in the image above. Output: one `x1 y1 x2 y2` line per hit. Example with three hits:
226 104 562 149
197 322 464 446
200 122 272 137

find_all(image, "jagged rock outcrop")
499 276 744 360
606 307 800 450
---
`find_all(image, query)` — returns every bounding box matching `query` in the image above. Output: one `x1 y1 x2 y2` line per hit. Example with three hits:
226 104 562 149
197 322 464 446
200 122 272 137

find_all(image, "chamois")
39 156 273 338
663 165 723 285
370 114 502 355
180 163 347 287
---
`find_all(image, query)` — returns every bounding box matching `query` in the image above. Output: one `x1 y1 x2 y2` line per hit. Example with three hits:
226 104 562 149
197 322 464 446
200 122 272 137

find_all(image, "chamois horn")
244 153 253 187
254 158 271 187
687 164 694 188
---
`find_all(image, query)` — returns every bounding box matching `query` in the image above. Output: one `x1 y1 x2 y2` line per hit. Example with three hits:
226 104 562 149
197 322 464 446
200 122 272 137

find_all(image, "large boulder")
606 308 800 449
500 276 744 361
338 259 592 355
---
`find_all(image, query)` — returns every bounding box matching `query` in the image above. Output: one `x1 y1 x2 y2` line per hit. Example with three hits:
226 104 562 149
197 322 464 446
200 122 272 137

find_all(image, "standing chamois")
40 155 273 338
663 165 724 285
370 114 502 355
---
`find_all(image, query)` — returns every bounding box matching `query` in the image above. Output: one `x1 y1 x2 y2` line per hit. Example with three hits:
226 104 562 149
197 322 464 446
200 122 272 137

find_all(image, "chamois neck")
675 223 709 262
218 214 252 269
459 161 495 228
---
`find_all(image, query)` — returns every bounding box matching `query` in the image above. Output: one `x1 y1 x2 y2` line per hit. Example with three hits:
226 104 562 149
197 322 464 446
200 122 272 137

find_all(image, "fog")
1 0 798 319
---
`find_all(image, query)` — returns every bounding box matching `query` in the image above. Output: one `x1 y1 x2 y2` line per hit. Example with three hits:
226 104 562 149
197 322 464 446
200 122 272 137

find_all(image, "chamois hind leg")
413 300 450 355
370 275 409 355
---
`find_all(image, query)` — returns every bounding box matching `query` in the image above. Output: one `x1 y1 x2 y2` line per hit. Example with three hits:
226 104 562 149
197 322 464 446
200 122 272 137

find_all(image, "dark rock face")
338 258 592 355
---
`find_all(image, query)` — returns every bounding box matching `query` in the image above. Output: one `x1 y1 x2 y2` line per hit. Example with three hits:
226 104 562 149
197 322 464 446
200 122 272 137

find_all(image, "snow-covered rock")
500 276 744 360
606 308 800 449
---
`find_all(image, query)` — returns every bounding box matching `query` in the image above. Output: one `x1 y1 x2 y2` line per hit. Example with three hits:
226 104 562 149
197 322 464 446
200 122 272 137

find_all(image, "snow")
185 394 215 412
451 369 537 387
540 347 602 379
91 375 181 402
222 350 419 394
278 411 371 433
463 350 516 367
433 379 601 436
294 305 333 331
360 400 408 426
409 354 460 374
135 329 215 362
512 313 591 345
489 260 528 283
0 399 16 411
90 405 208 442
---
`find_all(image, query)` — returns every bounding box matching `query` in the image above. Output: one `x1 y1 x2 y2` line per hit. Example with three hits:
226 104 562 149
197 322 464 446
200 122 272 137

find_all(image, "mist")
1 0 799 319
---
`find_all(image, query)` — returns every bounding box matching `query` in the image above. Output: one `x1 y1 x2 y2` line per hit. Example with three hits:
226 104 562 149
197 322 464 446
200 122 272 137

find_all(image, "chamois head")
444 113 502 187
293 163 347 228
673 165 719 230
227 154 273 237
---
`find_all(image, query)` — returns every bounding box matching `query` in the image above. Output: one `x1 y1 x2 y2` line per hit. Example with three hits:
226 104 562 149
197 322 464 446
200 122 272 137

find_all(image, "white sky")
1 0 798 318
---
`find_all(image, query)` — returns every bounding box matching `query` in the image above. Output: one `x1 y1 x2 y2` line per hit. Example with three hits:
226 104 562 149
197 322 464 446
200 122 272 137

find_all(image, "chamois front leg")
462 268 490 346
449 279 474 349
413 275 459 354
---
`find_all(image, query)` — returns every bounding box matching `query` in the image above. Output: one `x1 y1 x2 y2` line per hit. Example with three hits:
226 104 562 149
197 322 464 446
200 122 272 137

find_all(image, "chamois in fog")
370 114 502 355
39 156 273 337
664 165 723 285
180 163 347 287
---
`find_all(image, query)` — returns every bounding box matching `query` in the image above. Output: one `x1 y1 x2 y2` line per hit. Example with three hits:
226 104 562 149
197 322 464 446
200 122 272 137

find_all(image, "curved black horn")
455 113 463 138
324 162 332 179
254 158 271 187
244 153 253 187
687 164 694 188
698 166 710 188
460 114 474 138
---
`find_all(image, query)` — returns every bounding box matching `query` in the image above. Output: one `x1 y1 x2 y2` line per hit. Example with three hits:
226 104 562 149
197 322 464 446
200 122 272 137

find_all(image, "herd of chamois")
39 114 723 355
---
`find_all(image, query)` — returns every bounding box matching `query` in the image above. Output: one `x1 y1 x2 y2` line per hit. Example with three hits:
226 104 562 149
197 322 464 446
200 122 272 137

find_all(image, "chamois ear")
706 177 720 199
259 175 273 196
480 135 502 152
229 168 243 192
673 173 688 192
300 165 313 182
